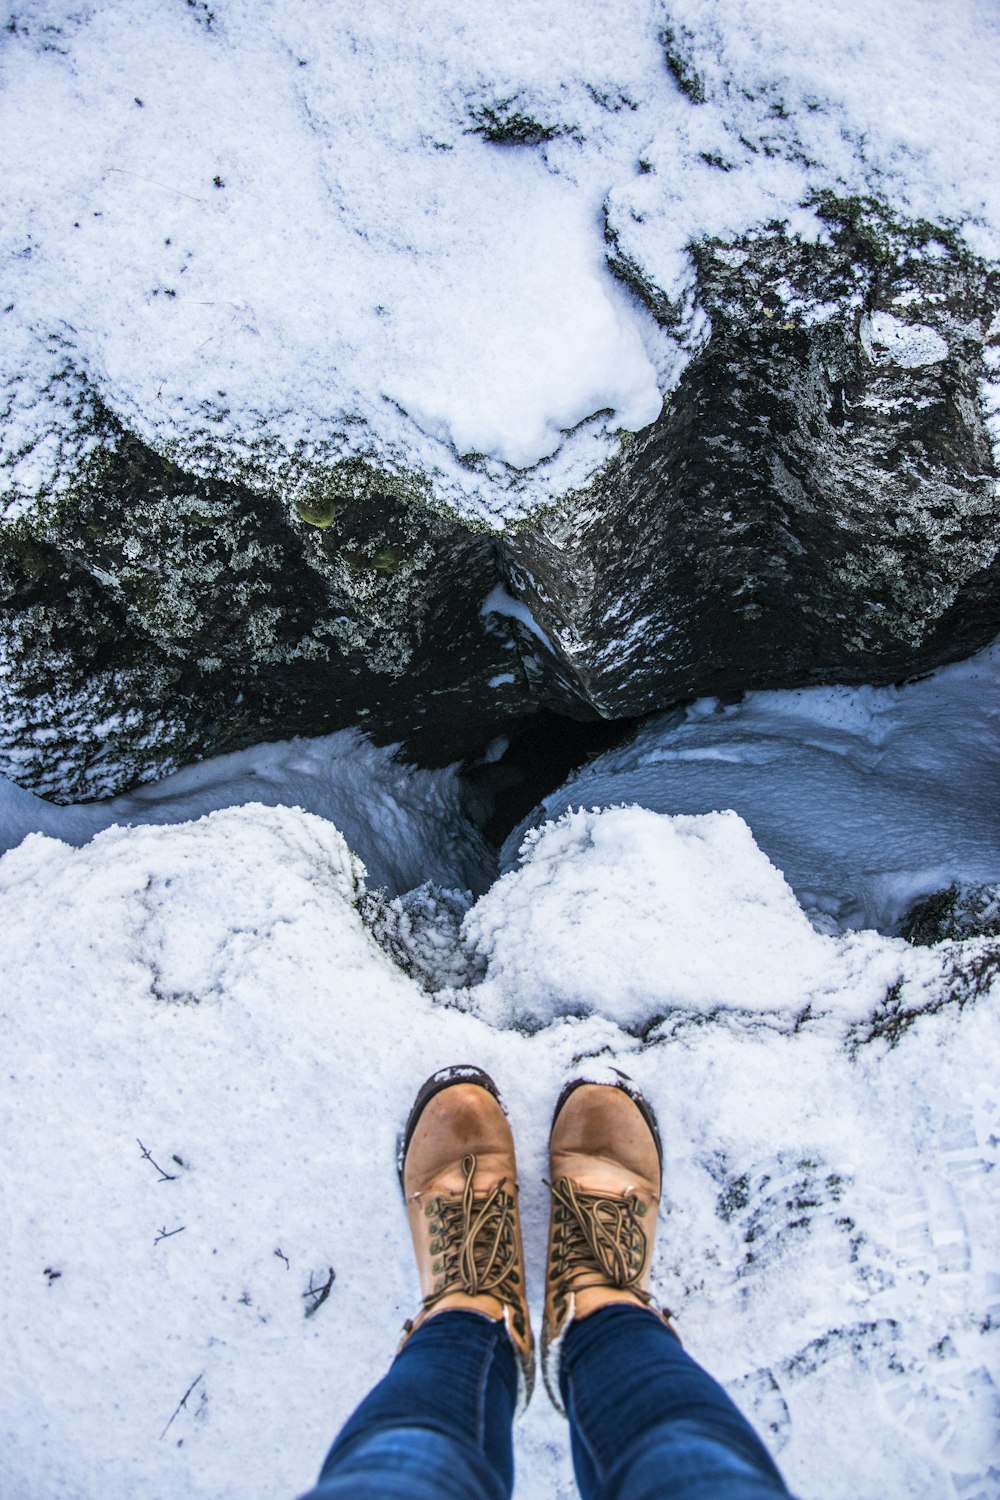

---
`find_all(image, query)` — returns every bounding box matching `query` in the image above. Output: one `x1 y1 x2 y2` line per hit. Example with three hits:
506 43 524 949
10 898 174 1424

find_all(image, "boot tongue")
550 1149 659 1204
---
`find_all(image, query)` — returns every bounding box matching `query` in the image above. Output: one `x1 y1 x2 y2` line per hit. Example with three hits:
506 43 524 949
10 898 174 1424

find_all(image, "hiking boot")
398 1065 534 1408
542 1072 676 1410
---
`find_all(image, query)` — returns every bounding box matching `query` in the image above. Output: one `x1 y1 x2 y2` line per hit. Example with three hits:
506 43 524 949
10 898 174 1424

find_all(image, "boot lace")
418 1153 526 1337
547 1176 651 1314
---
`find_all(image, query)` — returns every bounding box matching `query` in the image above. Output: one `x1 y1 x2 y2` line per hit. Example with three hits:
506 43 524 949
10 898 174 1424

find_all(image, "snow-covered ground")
2 646 999 1500
4 0 1000 523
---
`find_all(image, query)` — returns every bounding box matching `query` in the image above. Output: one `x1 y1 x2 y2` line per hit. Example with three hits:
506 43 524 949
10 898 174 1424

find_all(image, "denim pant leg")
300 1310 518 1500
560 1305 791 1500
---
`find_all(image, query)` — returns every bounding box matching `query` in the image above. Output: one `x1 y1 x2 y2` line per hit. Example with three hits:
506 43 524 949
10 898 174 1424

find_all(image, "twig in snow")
108 167 207 203
274 1248 290 1269
303 1267 336 1318
154 1225 186 1246
160 1372 204 1439
155 311 241 399
137 1140 176 1182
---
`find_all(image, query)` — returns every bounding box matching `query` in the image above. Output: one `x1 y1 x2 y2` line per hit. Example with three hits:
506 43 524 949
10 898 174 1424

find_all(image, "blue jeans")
301 1306 790 1500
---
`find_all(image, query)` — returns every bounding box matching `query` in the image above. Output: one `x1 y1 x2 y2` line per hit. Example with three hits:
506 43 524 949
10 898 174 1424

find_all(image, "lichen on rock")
902 883 1000 946
0 405 526 800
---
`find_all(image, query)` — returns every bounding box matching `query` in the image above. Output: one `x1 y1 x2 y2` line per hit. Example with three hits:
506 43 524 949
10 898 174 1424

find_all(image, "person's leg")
560 1304 789 1500
300 1065 534 1500
543 1078 790 1500
301 1309 517 1500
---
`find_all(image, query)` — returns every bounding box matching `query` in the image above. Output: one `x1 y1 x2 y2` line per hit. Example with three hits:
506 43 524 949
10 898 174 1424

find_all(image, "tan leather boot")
542 1074 677 1410
398 1066 534 1408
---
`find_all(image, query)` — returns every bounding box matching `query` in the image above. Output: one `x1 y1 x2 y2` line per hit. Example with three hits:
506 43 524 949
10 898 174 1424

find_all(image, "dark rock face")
507 213 1000 717
2 206 999 802
902 884 1000 946
0 417 525 800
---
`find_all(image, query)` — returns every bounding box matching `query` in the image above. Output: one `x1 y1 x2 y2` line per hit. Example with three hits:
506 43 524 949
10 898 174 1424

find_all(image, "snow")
860 312 949 369
502 637 1000 935
482 584 556 655
462 806 909 1033
1 796 997 1500
4 0 1000 525
0 729 493 897
2 643 999 1500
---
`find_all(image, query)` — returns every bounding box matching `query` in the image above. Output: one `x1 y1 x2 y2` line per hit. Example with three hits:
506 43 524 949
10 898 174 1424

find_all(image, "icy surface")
4 0 1000 524
1 798 997 1500
0 729 493 897
502 638 1000 934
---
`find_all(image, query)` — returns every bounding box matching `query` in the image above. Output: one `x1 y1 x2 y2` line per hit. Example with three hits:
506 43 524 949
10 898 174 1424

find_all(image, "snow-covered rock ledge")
2 800 997 1499
4 1 1000 797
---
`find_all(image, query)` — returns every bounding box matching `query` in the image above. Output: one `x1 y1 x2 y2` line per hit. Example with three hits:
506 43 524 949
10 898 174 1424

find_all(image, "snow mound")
0 801 368 1007
461 805 924 1032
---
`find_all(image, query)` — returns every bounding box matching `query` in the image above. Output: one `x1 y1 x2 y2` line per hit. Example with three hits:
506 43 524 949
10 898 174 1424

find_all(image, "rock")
3 204 1000 802
901 884 1000 946
0 409 527 801
505 205 1000 718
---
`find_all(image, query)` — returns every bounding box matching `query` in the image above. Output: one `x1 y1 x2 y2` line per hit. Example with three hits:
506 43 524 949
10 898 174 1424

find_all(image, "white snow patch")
482 584 555 654
461 805 912 1031
860 312 949 368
